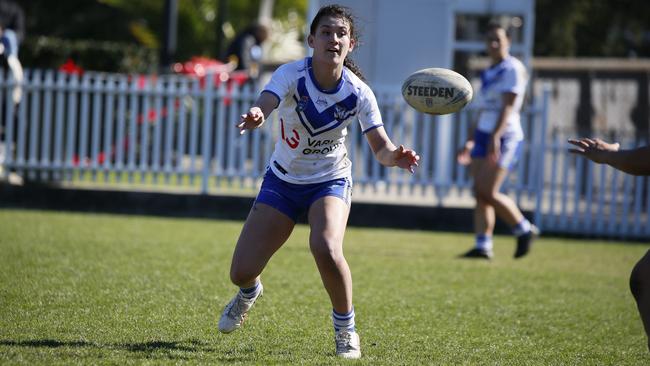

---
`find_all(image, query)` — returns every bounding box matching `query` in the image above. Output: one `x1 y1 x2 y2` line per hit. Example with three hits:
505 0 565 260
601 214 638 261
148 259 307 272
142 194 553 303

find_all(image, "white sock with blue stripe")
475 234 493 251
512 219 532 237
332 308 355 332
239 281 261 299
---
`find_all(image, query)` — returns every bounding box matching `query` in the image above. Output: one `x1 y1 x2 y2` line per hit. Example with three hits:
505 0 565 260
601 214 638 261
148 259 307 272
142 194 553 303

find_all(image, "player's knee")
474 185 496 204
630 250 650 301
310 239 344 264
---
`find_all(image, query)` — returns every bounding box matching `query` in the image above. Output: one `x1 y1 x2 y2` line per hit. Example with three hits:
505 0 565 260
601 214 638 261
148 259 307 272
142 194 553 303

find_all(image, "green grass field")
0 209 648 365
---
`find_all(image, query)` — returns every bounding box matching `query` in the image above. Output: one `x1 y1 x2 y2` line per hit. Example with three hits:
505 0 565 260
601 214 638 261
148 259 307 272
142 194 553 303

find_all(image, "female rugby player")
457 23 538 259
217 4 419 359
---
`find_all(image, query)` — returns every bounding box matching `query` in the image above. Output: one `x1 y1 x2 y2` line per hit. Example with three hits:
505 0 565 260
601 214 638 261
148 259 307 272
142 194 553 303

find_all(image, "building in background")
307 0 536 185
307 0 535 89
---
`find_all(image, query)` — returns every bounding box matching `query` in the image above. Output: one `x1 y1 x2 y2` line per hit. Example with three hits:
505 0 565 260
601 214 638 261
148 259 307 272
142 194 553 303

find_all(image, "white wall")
308 0 535 89
309 0 454 89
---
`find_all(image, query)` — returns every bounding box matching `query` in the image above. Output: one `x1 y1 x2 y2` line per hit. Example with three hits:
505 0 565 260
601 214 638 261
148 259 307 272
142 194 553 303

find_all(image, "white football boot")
218 283 263 333
335 329 361 359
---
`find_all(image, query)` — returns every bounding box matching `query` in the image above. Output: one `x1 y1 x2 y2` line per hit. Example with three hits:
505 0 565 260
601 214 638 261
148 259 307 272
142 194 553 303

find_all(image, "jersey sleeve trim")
362 124 384 134
261 89 281 104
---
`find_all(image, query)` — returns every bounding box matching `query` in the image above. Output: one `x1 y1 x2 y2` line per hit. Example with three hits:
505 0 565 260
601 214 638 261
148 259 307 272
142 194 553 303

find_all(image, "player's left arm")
365 126 420 173
490 62 525 159
489 92 517 158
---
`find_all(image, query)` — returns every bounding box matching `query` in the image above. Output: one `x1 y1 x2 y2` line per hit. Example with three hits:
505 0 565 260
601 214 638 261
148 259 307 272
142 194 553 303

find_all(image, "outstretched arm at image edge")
569 138 650 176
599 146 650 175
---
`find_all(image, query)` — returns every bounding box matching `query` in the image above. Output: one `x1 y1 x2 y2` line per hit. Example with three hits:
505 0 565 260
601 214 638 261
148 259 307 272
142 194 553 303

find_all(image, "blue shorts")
254 168 352 222
1 29 18 57
470 129 523 170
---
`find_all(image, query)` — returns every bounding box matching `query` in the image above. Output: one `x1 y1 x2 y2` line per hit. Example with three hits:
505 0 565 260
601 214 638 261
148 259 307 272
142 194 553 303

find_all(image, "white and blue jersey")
470 56 527 170
262 57 384 184
475 55 527 141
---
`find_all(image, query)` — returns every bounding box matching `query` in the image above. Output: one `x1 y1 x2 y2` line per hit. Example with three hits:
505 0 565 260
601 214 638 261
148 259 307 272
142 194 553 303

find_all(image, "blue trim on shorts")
470 129 523 170
254 169 352 222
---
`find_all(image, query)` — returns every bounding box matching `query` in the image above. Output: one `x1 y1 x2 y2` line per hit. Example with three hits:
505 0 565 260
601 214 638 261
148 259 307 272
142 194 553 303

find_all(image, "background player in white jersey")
457 23 538 260
218 4 420 359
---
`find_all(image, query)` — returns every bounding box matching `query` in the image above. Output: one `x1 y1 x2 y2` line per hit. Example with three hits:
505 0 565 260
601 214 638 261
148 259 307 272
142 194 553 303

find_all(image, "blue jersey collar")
306 57 345 94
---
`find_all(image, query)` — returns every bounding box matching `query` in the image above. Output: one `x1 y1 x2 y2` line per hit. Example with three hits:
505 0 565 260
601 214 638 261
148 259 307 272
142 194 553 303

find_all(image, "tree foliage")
21 0 306 71
18 0 650 72
535 0 650 57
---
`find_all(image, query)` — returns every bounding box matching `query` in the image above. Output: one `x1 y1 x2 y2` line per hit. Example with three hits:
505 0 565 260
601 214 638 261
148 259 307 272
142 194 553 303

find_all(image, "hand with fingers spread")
392 145 420 174
237 107 265 135
568 137 620 164
568 137 650 176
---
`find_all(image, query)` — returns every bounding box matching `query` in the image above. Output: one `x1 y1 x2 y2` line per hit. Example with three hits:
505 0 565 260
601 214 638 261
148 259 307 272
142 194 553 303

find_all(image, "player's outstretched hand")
393 145 420 173
237 107 265 135
568 137 620 164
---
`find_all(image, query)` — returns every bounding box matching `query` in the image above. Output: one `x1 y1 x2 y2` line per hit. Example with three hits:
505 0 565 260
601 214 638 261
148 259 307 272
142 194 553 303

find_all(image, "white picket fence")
1 69 648 239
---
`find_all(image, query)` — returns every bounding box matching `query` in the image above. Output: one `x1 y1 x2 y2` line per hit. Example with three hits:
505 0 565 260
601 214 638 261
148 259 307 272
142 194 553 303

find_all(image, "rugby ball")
401 68 473 115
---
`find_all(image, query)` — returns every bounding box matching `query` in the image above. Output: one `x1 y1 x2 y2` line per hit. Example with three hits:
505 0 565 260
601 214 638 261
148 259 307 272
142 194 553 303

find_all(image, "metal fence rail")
1 69 648 239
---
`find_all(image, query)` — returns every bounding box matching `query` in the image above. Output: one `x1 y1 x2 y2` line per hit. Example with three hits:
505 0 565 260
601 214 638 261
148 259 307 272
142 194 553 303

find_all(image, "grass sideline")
0 209 648 365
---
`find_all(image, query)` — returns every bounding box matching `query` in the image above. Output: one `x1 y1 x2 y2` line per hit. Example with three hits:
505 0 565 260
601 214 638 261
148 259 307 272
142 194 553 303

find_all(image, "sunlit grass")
0 209 647 365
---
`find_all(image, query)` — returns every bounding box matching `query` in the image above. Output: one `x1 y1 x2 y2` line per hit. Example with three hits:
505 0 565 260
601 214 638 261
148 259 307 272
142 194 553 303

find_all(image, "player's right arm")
457 111 478 166
237 91 279 135
365 127 420 173
568 138 650 176
237 60 295 135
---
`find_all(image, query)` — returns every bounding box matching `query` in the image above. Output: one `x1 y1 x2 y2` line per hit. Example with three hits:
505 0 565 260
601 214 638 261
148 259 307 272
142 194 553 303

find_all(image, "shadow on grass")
0 339 94 348
0 338 255 362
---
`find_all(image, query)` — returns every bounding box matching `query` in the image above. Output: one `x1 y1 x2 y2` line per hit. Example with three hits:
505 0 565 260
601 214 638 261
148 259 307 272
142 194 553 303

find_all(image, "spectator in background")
0 0 24 104
225 22 269 80
568 137 650 352
0 0 23 181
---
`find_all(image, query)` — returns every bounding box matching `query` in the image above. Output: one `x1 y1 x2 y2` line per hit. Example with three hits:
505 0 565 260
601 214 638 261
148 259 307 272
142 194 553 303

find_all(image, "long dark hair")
310 4 366 82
